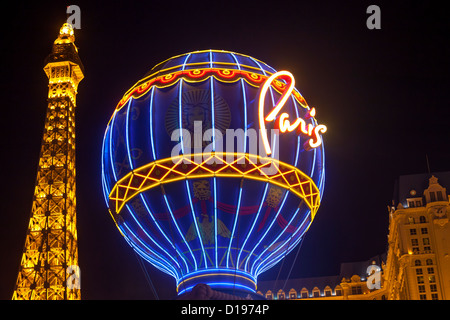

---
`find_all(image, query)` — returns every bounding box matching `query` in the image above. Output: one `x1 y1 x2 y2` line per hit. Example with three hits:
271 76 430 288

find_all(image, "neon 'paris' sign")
259 71 327 155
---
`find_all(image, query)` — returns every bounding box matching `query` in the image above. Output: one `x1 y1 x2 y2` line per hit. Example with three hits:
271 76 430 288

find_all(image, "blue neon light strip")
230 53 248 153
125 203 182 272
109 109 119 182
149 86 157 161
121 221 178 279
213 177 218 268
178 80 185 154
132 242 178 279
177 268 256 283
177 282 255 296
253 206 301 275
258 219 309 276
236 183 269 270
139 193 188 273
226 185 243 268
247 191 289 274
178 53 191 155
125 99 133 169
209 50 219 268
290 95 301 167
101 126 111 205
185 180 208 268
163 193 197 272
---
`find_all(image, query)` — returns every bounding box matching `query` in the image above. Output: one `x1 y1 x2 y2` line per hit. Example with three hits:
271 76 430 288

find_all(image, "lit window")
301 288 308 299
289 289 297 299
351 286 362 295
312 287 320 298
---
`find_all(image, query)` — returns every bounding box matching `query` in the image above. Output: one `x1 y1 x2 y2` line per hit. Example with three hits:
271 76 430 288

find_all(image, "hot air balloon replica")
101 50 326 298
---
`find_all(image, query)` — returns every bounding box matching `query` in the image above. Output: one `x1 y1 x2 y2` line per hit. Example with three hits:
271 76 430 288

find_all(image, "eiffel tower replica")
12 23 84 300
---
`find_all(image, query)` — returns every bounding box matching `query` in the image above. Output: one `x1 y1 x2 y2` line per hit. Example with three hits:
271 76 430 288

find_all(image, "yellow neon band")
109 152 320 220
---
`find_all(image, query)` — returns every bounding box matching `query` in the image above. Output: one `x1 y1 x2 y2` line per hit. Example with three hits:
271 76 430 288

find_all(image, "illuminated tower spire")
12 23 84 300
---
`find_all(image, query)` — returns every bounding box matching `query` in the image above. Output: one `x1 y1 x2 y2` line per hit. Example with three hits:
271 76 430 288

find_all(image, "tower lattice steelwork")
12 23 84 300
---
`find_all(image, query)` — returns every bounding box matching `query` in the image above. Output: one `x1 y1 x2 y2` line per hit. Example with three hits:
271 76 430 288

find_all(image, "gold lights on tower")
12 23 84 300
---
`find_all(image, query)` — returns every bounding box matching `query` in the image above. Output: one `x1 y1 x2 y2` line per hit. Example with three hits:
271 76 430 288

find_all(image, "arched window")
335 285 343 296
265 290 273 300
277 289 285 300
419 216 427 223
300 287 309 299
415 259 422 266
289 288 297 299
324 286 332 297
312 287 320 298
426 259 433 265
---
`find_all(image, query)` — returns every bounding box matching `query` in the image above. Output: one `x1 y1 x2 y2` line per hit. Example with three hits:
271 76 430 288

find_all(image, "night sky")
1 1 449 300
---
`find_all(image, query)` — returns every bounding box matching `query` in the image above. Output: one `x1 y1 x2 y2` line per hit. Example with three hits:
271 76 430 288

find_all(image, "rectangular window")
416 268 423 275
409 201 415 208
429 276 436 283
431 294 439 300
411 239 418 246
430 284 437 292
417 276 424 284
423 238 430 245
427 267 434 274
437 191 443 201
416 200 422 207
418 285 426 293
420 294 427 300
351 286 362 295
421 228 428 234
430 192 436 202
410 229 417 235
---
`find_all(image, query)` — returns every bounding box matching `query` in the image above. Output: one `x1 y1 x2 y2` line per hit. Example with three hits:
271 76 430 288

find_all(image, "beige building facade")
258 172 450 300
